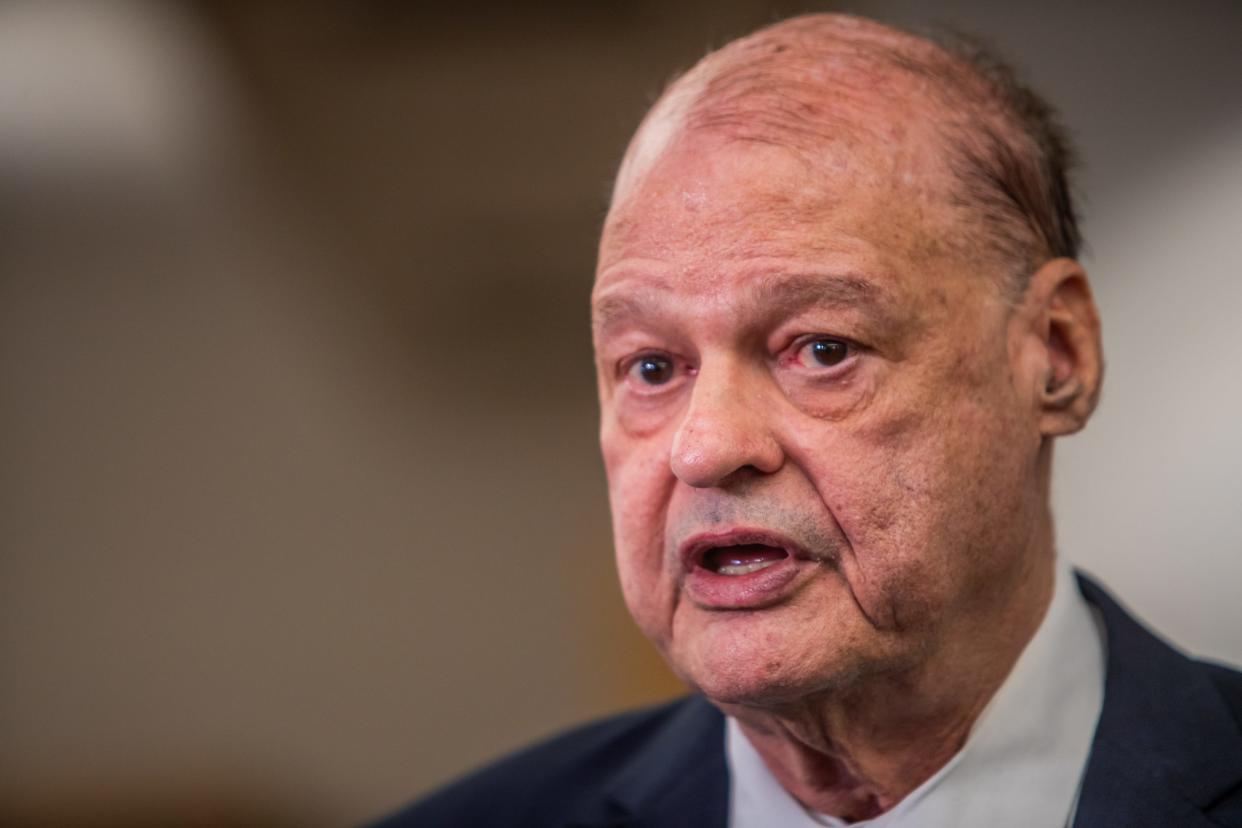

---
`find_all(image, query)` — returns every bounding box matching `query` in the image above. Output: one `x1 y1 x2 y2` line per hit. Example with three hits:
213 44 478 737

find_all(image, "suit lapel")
1074 573 1242 827
567 695 728 828
1073 730 1223 828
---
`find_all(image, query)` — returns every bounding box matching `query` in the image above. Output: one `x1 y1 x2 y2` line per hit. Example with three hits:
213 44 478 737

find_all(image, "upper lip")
679 528 810 573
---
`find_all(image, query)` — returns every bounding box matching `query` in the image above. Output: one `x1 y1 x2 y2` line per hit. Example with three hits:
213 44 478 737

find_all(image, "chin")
689 671 816 709
669 634 844 709
663 604 890 709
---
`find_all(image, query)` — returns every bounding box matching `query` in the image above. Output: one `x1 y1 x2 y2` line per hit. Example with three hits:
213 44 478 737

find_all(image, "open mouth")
700 544 790 576
679 531 806 608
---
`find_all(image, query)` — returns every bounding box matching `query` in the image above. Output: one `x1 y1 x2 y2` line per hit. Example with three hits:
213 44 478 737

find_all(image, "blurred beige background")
2 1 1239 825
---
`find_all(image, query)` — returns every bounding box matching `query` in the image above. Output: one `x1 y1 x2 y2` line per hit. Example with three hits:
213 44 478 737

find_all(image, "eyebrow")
591 271 891 336
591 289 664 336
750 272 886 316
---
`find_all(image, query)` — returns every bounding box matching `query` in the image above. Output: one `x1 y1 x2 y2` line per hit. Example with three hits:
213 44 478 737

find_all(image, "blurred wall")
2 1 1238 825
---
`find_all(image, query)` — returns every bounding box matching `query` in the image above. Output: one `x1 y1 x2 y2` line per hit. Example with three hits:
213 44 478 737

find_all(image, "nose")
669 361 784 488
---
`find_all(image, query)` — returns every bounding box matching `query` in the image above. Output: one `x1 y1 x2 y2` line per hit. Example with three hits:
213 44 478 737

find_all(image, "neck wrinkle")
726 547 1057 820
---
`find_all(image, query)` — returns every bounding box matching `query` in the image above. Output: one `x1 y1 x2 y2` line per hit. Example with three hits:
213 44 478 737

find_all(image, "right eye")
626 354 675 386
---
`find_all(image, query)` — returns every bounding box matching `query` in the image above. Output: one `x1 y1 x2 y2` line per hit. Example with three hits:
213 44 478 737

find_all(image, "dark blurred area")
3 1 1240 825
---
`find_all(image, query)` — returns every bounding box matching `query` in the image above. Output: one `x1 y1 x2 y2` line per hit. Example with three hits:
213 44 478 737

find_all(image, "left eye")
795 338 852 368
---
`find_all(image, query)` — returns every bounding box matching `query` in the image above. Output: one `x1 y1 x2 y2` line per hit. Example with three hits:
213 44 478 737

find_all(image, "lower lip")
683 555 805 609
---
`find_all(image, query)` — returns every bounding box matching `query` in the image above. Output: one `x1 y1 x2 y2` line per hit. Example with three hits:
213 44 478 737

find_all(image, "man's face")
592 125 1047 707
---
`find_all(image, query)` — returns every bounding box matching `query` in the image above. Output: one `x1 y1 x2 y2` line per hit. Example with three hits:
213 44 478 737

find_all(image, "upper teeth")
717 560 780 576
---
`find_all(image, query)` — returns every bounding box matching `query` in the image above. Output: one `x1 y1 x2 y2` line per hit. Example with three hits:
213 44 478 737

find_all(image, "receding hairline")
609 13 1082 293
613 15 959 200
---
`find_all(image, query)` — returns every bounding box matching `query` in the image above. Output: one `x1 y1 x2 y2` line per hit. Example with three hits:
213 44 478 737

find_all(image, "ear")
1020 258 1104 436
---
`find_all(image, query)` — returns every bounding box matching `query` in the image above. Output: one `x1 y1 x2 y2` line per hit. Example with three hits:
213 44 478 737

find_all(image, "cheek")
602 431 678 644
799 386 1036 629
801 432 941 625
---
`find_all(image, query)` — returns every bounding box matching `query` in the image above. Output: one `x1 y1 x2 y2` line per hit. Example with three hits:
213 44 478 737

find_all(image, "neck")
722 549 1057 821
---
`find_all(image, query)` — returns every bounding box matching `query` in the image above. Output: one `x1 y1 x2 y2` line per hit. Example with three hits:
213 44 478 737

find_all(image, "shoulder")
369 696 720 828
1077 571 1242 714
1200 658 1242 727
1073 571 1242 824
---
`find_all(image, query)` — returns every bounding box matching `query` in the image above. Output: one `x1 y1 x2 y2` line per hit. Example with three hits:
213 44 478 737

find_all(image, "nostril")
671 431 784 487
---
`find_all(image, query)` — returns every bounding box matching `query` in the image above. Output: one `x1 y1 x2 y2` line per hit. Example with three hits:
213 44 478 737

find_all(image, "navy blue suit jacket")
375 575 1242 827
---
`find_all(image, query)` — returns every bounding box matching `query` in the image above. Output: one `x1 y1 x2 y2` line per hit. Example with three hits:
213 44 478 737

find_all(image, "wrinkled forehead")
598 124 959 289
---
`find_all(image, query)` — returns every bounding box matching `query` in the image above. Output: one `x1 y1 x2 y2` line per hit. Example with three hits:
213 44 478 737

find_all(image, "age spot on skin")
682 188 708 209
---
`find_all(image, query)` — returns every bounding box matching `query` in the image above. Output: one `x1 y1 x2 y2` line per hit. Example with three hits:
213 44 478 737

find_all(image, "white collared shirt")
727 560 1106 828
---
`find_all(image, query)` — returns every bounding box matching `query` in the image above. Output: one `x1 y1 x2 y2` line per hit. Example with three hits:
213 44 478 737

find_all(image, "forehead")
596 129 963 307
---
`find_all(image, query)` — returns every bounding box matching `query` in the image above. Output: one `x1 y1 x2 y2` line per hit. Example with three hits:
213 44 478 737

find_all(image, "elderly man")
377 13 1242 828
